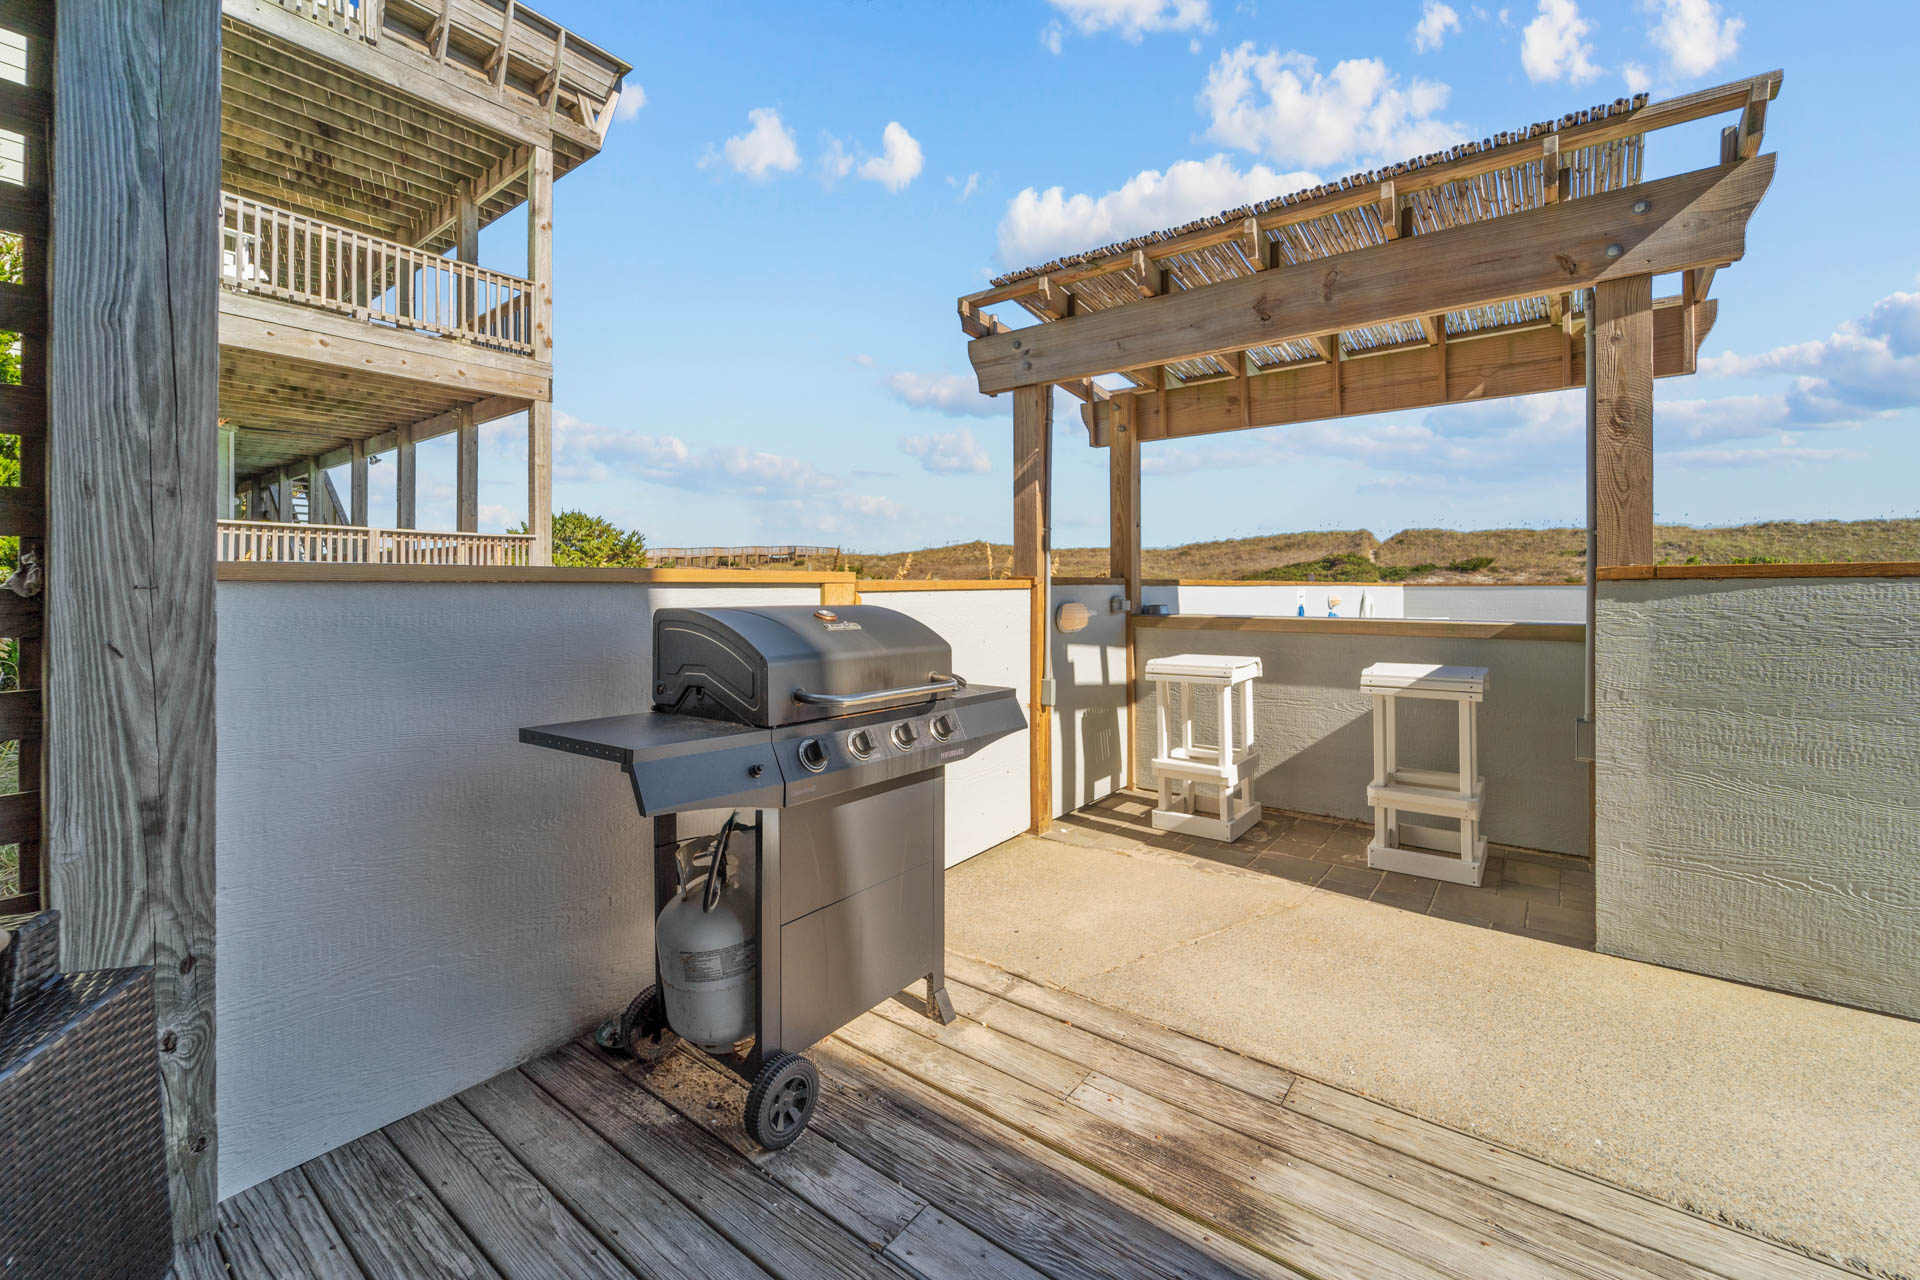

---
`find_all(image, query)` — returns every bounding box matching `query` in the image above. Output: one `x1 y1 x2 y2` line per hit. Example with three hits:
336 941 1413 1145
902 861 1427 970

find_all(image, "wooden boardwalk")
174 953 1858 1280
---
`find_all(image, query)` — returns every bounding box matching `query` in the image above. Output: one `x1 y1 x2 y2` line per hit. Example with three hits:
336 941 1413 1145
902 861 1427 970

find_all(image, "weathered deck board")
455 1067 771 1280
382 1100 637 1280
204 954 1865 1280
914 984 1727 1280
509 1046 905 1280
944 951 1297 1103
303 1132 503 1279
1285 1079 1855 1280
884 1208 1049 1280
219 1169 367 1280
834 1013 1468 1280
617 1047 930 1251
802 1038 1311 1280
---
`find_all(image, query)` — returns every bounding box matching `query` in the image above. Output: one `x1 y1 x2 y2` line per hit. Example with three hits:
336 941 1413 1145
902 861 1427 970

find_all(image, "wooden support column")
1013 384 1052 833
395 424 417 529
1109 393 1141 796
49 0 221 1238
526 145 554 564
350 438 369 526
1592 275 1655 567
456 406 479 533
1108 395 1140 605
275 466 292 522
456 190 479 328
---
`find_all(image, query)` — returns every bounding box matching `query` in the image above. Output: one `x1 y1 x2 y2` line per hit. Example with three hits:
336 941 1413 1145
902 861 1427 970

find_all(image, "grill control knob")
847 728 876 759
797 738 829 773
890 722 918 752
930 713 958 742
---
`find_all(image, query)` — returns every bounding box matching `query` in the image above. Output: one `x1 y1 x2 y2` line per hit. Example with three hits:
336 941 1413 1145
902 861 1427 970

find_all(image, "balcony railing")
218 521 534 566
221 191 536 356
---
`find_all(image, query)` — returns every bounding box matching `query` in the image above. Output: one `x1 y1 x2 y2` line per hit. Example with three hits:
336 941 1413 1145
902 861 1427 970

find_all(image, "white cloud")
857 122 924 193
1645 0 1743 78
1200 45 1467 169
1412 1 1461 52
1045 0 1213 42
1521 0 1600 84
553 412 843 495
949 172 981 201
1698 290 1920 429
818 135 854 182
997 154 1317 266
1660 444 1862 468
850 353 875 367
884 371 1000 419
1042 21 1065 54
703 107 800 180
1622 62 1652 94
614 85 646 122
902 428 993 475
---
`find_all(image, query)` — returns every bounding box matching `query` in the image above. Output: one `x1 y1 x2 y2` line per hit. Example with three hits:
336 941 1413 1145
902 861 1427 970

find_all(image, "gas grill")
521 604 1024 1148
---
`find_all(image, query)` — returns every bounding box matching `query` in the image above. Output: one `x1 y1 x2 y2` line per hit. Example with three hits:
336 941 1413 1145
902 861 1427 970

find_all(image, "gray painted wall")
1405 585 1585 623
1595 577 1920 1018
1132 626 1589 855
216 581 819 1197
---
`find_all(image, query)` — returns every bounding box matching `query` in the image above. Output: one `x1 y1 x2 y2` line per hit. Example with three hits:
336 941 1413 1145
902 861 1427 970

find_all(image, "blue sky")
395 0 1920 553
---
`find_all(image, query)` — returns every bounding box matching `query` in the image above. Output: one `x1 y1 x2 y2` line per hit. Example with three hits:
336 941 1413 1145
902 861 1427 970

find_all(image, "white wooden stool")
1362 662 1489 885
1145 654 1262 842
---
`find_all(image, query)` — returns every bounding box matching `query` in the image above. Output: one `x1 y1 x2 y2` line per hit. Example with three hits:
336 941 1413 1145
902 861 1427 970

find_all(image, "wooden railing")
217 521 534 566
220 191 536 356
278 0 359 35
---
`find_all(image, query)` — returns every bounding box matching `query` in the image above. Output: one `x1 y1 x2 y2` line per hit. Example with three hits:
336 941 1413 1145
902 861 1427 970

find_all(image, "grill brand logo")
822 621 862 631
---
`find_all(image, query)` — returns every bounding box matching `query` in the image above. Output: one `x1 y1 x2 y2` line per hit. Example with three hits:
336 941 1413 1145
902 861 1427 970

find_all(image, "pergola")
955 72 1781 832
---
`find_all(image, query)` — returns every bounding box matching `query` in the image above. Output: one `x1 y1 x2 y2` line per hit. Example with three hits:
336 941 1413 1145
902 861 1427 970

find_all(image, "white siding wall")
214 581 1026 1198
859 588 1032 863
1049 584 1129 816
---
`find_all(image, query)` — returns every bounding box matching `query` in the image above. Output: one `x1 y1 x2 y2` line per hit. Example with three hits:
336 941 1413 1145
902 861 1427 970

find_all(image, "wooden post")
526 146 554 564
276 466 292 522
396 424 416 529
1013 383 1052 833
49 0 221 1238
350 437 369 526
1110 394 1141 799
456 406 478 533
456 190 478 329
1592 275 1655 567
1108 396 1141 605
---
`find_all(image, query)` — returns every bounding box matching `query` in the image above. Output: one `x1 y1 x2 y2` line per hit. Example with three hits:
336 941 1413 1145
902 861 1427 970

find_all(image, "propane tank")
655 815 758 1053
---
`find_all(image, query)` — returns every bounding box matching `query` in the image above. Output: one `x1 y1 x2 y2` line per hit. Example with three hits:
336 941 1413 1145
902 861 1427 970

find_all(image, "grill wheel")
595 985 678 1063
745 1051 819 1150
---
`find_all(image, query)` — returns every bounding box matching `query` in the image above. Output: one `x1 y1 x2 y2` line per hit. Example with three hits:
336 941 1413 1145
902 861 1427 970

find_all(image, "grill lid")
654 604 955 727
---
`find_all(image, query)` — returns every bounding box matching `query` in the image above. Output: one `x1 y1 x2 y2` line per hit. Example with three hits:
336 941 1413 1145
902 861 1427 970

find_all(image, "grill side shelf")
518 727 629 764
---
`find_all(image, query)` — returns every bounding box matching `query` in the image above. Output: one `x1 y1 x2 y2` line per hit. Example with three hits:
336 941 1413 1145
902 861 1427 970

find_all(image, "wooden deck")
174 953 1857 1280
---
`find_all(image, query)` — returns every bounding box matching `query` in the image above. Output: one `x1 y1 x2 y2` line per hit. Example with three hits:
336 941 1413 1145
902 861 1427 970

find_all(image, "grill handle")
793 673 965 711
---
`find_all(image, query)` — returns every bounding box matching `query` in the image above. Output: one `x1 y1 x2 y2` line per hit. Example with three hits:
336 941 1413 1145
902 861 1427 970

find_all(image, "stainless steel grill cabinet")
521 604 1024 1147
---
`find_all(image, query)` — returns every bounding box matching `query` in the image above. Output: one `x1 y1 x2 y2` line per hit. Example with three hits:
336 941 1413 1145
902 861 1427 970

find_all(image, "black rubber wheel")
596 985 678 1063
744 1052 818 1150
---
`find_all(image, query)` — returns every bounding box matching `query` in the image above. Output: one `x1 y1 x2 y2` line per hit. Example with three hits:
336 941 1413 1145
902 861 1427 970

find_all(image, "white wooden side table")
1362 662 1489 885
1145 653 1263 842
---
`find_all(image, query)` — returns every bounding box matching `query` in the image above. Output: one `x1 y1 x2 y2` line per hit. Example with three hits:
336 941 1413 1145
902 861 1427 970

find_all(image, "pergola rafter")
952 71 1783 834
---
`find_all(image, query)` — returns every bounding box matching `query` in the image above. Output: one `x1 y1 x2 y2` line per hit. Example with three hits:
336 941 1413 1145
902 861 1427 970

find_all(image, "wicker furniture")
1 910 172 1279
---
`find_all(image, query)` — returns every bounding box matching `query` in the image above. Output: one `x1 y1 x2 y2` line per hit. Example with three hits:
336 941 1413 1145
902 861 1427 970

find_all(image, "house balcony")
221 189 536 357
216 519 533 566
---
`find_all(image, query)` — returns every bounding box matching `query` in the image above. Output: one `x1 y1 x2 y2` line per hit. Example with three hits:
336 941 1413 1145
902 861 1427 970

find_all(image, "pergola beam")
960 71 1781 312
1082 296 1710 445
972 155 1773 394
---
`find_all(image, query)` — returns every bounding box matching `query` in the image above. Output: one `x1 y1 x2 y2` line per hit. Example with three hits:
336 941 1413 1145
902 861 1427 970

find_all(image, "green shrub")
1445 556 1495 573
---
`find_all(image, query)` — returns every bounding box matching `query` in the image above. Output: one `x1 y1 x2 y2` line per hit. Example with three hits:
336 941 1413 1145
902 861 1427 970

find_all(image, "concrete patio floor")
947 813 1920 1280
